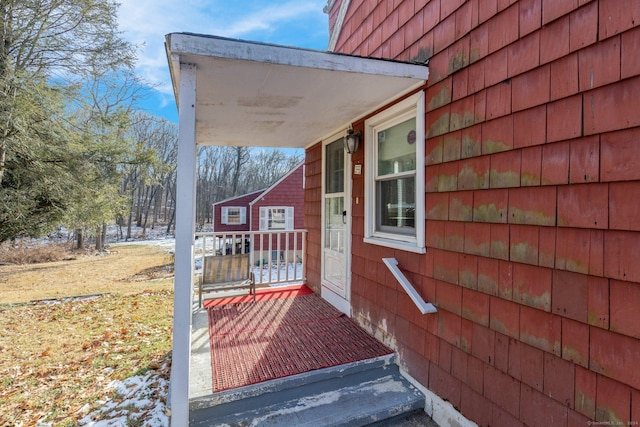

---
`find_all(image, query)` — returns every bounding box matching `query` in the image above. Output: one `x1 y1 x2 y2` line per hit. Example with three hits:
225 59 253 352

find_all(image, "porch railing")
195 230 307 287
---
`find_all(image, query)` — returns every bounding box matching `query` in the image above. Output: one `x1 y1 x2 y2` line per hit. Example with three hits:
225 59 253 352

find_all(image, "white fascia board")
213 189 266 207
166 33 430 80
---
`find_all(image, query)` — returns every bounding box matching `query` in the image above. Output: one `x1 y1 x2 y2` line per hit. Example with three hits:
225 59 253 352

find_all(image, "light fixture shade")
344 128 360 154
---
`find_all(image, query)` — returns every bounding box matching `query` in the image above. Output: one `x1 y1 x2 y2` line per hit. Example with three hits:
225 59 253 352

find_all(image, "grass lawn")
0 244 174 426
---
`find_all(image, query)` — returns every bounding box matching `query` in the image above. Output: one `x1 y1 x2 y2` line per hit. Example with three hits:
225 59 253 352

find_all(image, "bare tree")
0 0 135 186
194 146 303 228
119 112 177 239
231 147 250 194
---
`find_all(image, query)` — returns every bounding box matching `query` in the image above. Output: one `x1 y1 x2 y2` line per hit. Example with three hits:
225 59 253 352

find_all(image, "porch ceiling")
165 33 429 149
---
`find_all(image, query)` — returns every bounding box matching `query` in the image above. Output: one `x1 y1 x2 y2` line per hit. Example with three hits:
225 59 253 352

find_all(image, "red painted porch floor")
206 285 393 392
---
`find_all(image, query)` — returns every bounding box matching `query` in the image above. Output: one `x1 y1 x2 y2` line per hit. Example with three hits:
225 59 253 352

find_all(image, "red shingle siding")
311 0 640 425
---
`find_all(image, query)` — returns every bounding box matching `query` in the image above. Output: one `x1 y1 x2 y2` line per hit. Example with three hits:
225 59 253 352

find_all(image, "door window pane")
324 197 344 252
326 138 344 194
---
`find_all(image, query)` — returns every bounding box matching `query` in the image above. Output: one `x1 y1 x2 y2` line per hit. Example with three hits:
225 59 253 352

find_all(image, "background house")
304 1 640 426
211 163 305 259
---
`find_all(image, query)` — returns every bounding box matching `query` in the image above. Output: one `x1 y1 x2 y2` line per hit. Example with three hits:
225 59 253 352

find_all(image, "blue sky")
116 0 330 123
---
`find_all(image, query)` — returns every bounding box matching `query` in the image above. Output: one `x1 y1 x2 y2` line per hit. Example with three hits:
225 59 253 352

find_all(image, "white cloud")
116 0 328 97
213 2 324 38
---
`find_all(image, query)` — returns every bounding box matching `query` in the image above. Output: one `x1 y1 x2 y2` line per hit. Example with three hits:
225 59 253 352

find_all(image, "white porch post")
170 63 197 426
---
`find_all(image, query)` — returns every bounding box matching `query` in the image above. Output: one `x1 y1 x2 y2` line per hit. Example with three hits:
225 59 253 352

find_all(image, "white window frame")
221 206 246 225
259 206 294 231
364 91 425 253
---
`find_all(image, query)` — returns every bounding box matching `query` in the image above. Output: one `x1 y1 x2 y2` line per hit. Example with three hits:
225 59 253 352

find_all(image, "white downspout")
171 62 197 426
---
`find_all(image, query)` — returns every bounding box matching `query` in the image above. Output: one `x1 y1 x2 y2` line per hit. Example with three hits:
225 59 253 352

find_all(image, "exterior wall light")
344 127 361 154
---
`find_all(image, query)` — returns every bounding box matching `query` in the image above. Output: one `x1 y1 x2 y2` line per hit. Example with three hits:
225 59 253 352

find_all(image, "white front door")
322 135 351 315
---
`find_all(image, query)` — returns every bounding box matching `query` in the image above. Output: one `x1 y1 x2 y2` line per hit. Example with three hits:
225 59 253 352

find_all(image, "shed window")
221 206 246 225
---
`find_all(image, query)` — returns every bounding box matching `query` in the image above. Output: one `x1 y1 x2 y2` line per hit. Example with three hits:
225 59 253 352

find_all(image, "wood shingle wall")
305 0 640 425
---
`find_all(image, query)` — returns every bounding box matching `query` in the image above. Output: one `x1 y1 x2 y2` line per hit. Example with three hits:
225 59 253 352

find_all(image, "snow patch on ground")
78 362 170 426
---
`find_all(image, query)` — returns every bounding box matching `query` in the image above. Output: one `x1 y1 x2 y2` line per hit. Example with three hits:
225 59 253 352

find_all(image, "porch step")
189 354 427 426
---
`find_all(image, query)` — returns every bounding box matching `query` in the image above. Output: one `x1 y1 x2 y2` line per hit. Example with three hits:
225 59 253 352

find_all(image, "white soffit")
165 33 429 148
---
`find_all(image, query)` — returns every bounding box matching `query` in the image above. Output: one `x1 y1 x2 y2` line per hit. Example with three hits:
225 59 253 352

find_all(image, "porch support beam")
170 62 197 426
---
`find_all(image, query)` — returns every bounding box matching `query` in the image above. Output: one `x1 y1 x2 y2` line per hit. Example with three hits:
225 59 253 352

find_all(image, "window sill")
363 236 426 254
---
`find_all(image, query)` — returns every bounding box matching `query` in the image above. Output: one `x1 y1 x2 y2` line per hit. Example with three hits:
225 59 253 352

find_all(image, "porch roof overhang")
165 33 429 149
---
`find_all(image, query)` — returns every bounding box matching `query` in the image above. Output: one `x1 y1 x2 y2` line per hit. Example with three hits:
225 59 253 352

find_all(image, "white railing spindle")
194 229 307 287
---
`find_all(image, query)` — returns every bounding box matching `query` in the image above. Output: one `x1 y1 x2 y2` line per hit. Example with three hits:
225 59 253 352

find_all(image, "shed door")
322 136 351 315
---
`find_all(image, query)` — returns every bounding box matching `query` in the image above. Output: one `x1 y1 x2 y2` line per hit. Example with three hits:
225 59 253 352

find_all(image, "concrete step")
189 355 426 426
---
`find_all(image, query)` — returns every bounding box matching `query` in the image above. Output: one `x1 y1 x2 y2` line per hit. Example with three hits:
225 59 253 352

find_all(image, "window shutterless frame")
364 91 426 254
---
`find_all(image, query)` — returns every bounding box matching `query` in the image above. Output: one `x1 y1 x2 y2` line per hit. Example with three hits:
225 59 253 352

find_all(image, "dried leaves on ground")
0 244 174 426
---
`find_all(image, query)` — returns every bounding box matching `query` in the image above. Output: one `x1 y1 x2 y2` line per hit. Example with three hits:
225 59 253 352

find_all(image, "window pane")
325 138 344 194
377 177 415 233
227 208 241 224
269 208 286 230
377 117 417 176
